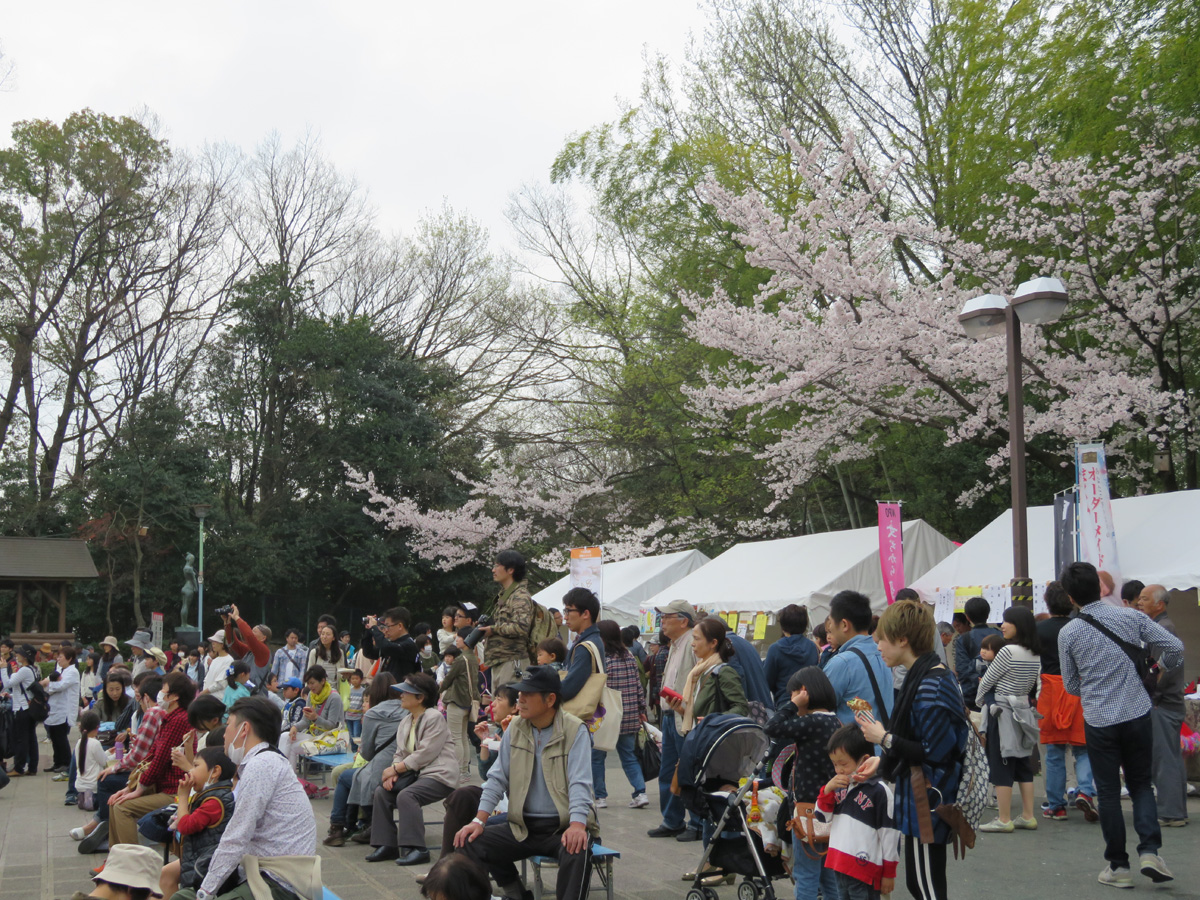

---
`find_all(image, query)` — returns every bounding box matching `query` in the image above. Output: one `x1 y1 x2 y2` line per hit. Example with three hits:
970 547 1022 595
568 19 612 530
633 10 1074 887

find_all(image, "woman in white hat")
199 631 232 703
83 842 164 899
98 637 123 682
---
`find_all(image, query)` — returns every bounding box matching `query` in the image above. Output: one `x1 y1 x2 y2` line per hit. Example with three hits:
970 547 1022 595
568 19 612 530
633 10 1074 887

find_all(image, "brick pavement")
2 744 1194 900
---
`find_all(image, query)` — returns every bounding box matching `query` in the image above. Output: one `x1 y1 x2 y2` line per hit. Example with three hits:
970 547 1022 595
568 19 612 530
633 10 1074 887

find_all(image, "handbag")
788 800 830 859
298 728 349 757
636 725 661 781
561 642 608 722
241 853 323 900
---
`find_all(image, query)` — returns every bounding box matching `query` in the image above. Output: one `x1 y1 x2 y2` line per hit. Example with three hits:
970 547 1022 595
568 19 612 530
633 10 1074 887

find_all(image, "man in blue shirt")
953 596 1001 711
1059 563 1183 889
821 590 894 725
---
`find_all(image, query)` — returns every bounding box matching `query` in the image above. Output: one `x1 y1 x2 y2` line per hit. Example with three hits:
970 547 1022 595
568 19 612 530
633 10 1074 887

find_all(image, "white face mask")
157 691 168 709
226 723 250 766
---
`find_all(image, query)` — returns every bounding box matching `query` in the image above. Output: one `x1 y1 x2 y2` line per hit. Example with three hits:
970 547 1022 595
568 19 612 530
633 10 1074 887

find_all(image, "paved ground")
2 744 1194 900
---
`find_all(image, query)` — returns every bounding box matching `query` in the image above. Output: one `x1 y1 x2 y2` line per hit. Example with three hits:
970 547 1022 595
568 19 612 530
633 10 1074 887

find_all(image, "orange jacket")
1038 673 1086 745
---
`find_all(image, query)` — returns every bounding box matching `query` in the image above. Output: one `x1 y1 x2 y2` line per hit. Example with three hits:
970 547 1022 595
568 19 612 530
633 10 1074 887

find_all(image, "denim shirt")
821 634 895 725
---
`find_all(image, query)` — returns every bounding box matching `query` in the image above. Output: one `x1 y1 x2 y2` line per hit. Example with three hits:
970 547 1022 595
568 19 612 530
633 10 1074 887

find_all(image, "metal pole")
197 517 206 631
1007 303 1031 606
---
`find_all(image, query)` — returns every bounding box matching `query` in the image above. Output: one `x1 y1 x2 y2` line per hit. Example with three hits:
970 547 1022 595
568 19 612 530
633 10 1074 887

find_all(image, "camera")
463 614 493 650
363 616 377 627
214 605 234 617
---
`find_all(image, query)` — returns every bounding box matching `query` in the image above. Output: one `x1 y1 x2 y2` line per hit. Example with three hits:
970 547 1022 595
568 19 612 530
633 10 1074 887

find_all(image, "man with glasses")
647 599 701 841
362 606 419 683
558 588 604 704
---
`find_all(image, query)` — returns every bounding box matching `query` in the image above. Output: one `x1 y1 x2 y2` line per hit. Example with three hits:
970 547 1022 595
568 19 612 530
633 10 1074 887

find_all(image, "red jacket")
1038 674 1086 745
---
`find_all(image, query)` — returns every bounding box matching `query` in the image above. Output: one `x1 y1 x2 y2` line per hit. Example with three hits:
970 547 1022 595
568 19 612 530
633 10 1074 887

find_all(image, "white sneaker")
595 798 607 808
1098 866 1133 889
629 793 650 809
1138 854 1173 883
69 827 85 841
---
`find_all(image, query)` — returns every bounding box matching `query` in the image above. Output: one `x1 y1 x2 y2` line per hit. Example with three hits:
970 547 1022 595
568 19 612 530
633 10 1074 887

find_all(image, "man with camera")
361 607 420 683
478 550 536 691
218 604 272 696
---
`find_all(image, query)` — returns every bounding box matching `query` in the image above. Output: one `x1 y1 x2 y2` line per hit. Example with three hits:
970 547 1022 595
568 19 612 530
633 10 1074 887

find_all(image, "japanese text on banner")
1075 443 1121 599
877 502 905 603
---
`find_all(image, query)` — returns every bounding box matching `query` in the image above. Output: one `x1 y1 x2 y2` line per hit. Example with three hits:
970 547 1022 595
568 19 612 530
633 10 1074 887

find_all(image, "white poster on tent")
569 546 603 605
933 589 955 624
1076 443 1121 595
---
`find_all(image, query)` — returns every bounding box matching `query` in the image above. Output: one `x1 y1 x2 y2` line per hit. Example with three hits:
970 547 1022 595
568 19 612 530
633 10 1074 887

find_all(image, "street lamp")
191 504 212 630
959 277 1069 605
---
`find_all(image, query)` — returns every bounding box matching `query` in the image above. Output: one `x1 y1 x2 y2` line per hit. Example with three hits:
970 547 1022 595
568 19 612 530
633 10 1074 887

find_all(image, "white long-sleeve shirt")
1 666 35 711
46 664 81 726
202 654 232 702
74 736 108 792
200 742 317 895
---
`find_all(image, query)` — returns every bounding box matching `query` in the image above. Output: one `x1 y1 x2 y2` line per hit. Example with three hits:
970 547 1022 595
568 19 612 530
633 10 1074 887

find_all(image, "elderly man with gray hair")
1137 584 1189 828
646 599 699 840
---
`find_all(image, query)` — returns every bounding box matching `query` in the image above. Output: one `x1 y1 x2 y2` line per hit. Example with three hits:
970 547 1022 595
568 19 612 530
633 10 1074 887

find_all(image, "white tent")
911 490 1200 595
640 520 958 625
533 549 711 627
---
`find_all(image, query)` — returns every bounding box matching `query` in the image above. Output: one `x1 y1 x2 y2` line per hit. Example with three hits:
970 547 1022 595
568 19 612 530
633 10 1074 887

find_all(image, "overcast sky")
1 1 707 250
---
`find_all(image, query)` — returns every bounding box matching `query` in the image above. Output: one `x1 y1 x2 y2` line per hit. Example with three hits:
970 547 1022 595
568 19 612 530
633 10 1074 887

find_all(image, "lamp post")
192 504 212 630
959 277 1069 605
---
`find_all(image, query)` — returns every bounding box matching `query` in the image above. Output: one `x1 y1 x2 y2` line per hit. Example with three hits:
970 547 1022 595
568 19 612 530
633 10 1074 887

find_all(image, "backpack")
933 715 989 857
22 674 50 723
527 601 557 657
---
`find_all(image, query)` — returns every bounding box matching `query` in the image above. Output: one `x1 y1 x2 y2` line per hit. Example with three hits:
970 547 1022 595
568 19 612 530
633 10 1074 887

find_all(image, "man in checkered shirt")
1058 562 1184 890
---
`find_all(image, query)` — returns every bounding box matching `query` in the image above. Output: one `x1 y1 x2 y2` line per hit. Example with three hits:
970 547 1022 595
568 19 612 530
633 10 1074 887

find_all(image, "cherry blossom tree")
683 103 1198 505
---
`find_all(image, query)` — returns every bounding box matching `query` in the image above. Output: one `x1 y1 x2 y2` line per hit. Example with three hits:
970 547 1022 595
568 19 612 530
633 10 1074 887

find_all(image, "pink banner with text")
878 502 904 603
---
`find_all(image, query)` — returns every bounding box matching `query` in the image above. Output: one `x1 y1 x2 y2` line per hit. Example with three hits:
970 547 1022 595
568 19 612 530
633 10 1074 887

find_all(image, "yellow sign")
954 586 983 613
753 613 768 640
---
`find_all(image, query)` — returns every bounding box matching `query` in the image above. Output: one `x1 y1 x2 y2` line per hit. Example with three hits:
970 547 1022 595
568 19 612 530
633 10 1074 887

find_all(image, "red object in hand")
659 687 683 703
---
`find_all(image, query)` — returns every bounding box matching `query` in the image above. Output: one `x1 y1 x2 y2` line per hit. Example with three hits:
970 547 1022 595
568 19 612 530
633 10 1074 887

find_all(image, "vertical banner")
151 612 164 650
877 502 905 603
1052 492 1077 579
1075 442 1121 601
569 546 604 607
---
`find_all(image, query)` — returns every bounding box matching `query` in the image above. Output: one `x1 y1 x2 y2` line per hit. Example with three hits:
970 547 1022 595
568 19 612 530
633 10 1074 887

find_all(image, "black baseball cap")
510 665 562 695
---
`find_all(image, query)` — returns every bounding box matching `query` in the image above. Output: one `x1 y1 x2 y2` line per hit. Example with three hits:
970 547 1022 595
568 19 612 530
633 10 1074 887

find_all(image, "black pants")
46 721 72 769
12 709 39 774
442 785 484 857
903 837 946 900
1085 713 1160 869
463 816 592 900
370 776 454 849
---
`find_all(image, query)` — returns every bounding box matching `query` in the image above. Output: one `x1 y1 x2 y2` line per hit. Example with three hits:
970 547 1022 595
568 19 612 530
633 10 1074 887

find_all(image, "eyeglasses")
563 607 579 614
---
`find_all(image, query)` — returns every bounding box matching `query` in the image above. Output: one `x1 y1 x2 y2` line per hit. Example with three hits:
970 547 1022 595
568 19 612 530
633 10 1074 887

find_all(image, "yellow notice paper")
753 613 768 640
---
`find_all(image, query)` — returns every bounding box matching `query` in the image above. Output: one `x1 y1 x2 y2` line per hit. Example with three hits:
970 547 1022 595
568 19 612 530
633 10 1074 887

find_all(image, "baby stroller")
677 714 790 900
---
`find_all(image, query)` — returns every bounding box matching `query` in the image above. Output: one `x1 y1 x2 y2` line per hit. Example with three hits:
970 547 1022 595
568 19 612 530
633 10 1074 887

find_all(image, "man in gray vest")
455 665 596 900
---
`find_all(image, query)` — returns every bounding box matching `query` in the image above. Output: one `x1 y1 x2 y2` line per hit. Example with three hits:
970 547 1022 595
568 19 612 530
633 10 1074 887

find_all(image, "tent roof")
0 537 99 581
910 490 1200 595
533 549 710 626
641 519 957 623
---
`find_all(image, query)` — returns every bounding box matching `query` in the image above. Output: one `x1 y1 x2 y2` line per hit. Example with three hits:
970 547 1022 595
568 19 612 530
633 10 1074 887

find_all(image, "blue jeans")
657 712 687 829
331 767 356 826
1085 714 1160 869
94 772 131 823
346 718 362 750
592 734 646 800
1043 743 1093 810
791 832 837 900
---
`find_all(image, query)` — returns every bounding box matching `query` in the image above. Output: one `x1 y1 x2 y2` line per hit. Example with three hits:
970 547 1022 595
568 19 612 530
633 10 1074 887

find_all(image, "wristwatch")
196 891 212 900
472 815 487 826
882 733 894 750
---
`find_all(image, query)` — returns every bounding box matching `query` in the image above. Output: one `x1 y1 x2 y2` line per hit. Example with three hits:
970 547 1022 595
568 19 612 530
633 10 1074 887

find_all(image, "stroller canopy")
676 714 769 818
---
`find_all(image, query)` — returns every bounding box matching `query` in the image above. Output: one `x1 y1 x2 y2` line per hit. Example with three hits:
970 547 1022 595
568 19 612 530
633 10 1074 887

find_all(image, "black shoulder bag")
1077 614 1157 699
846 647 890 728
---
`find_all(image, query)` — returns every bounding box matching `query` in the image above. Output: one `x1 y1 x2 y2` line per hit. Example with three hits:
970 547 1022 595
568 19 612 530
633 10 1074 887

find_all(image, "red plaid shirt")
139 706 192 794
605 651 647 735
117 705 164 772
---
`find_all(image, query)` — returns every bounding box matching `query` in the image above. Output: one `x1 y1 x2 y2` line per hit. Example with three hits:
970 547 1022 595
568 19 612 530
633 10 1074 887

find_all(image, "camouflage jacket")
484 580 535 665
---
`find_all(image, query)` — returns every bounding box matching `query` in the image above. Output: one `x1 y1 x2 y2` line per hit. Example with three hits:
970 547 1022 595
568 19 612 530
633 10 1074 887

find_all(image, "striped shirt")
1059 601 1184 728
978 645 1040 700
816 776 900 890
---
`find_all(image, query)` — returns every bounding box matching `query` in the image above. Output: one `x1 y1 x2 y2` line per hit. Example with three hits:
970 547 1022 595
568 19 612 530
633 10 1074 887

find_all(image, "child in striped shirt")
816 725 899 900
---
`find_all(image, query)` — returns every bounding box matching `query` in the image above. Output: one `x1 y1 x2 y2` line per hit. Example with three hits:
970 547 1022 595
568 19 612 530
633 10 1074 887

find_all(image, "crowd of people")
2 553 1192 900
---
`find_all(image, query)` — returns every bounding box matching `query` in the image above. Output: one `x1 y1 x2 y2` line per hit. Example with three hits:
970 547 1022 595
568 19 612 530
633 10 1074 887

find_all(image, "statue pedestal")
174 627 202 650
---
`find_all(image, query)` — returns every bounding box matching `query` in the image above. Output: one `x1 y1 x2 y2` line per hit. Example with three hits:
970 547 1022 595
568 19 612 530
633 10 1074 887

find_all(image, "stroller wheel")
703 889 720 900
686 890 706 900
737 881 762 900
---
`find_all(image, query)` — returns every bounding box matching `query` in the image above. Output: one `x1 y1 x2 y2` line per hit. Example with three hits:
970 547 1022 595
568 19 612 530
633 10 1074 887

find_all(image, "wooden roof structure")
0 537 98 634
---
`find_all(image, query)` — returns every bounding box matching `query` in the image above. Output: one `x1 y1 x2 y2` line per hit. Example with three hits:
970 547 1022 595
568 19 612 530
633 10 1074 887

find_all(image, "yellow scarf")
306 681 332 730
679 654 721 735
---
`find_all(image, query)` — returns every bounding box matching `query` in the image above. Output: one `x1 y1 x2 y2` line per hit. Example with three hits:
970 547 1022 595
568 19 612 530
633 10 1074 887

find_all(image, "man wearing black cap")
454 665 597 900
